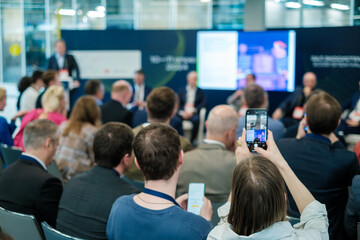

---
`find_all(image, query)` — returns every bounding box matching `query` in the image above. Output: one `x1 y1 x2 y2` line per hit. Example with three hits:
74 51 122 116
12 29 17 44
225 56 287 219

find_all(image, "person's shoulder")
170 208 212 236
112 195 134 210
0 116 7 124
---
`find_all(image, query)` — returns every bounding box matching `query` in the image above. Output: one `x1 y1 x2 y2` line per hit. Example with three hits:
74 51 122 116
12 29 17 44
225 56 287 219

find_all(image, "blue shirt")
107 194 212 240
0 116 16 146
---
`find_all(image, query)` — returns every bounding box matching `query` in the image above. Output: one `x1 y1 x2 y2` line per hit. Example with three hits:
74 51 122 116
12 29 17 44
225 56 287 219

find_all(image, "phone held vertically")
187 183 205 215
245 109 268 152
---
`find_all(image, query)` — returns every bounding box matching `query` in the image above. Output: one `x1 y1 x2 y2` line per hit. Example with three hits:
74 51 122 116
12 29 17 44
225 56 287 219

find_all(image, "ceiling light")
95 6 106 12
58 9 76 16
285 2 301 8
330 3 350 10
87 11 105 18
303 0 325 7
200 0 211 2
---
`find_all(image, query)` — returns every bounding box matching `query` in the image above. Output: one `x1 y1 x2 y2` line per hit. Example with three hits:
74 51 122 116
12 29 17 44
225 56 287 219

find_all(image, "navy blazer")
48 54 80 81
344 175 360 239
343 91 360 118
278 134 359 240
277 87 306 118
101 99 133 127
0 155 63 227
178 87 207 114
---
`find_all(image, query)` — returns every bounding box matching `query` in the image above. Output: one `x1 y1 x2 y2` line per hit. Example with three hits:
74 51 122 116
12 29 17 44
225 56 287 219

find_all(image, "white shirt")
22 152 47 170
134 84 145 102
203 139 226 148
186 85 197 106
20 86 40 111
56 52 65 69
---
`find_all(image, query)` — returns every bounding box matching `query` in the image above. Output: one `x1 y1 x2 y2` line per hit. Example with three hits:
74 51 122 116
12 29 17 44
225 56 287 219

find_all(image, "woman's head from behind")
228 155 286 236
42 85 65 114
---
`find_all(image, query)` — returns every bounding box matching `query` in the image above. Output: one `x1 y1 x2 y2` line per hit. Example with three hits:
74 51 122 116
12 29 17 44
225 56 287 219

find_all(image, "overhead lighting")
330 3 350 10
95 6 106 12
87 11 105 18
200 0 211 2
58 9 76 16
285 2 301 8
303 0 324 7
274 0 281 2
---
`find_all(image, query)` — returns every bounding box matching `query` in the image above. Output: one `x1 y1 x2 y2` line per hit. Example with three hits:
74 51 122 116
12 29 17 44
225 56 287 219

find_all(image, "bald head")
111 80 133 105
303 72 317 90
206 105 238 137
187 71 197 88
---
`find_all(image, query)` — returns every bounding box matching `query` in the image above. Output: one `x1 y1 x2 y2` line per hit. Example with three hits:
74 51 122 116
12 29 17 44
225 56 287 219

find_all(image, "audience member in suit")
177 105 238 203
35 70 61 109
170 93 184 135
0 119 63 227
227 73 256 114
126 87 194 181
84 79 105 106
14 85 67 151
344 175 360 239
101 80 133 127
272 72 317 128
277 92 359 240
107 124 213 240
20 70 44 111
47 39 80 82
56 122 139 240
338 83 360 135
0 87 28 149
54 96 101 182
129 69 152 111
236 84 284 142
16 76 32 111
178 71 207 142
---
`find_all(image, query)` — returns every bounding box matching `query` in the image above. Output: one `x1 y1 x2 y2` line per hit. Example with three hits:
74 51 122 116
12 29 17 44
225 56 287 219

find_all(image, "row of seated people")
0 83 359 239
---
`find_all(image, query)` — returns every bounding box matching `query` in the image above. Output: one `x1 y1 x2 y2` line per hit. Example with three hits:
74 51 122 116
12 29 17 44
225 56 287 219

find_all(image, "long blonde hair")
39 85 65 119
0 87 6 101
62 96 101 136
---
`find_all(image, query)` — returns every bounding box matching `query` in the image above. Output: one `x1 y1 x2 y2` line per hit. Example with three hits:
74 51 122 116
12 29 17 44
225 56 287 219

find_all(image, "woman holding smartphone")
207 130 329 239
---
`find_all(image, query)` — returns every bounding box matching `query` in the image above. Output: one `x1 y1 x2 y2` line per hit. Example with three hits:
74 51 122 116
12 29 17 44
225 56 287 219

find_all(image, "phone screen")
187 183 205 215
245 109 268 152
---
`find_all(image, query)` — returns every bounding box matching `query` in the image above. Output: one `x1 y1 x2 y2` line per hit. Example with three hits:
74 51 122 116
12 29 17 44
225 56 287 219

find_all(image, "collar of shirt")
203 139 226 148
22 152 47 170
305 133 331 144
55 52 65 69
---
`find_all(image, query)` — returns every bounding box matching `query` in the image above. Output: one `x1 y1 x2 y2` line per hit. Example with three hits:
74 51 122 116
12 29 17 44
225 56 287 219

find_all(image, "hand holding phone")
245 109 268 152
187 183 205 215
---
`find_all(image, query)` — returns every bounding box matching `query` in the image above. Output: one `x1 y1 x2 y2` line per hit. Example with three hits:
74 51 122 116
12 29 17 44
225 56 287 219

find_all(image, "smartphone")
245 109 268 152
187 183 205 215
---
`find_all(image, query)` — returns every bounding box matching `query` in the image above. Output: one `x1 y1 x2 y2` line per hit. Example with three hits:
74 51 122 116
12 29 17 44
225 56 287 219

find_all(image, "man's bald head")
206 105 238 137
303 72 317 90
111 80 133 105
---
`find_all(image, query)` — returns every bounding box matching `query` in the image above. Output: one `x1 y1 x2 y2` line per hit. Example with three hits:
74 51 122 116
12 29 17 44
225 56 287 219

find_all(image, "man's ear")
178 150 184 166
44 137 52 149
134 157 141 170
337 119 341 128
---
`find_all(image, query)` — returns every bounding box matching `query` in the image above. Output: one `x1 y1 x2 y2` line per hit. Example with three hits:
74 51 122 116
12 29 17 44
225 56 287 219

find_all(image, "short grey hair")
206 105 238 136
23 119 59 150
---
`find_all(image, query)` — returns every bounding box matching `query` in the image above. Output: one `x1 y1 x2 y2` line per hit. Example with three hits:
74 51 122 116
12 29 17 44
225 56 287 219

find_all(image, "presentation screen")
197 30 296 92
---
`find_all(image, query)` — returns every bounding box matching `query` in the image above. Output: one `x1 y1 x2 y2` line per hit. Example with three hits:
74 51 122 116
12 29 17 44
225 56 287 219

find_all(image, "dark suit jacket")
101 99 133 127
56 165 139 239
344 175 360 239
178 87 207 115
277 87 306 118
278 134 359 240
48 54 80 81
0 155 63 227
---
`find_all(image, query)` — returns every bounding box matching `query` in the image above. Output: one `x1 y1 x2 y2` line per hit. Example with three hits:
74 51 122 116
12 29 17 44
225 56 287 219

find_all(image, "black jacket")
48 54 80 81
101 100 133 127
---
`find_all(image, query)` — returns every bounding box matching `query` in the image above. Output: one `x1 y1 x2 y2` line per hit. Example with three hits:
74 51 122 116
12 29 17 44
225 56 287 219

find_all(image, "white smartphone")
187 183 205 215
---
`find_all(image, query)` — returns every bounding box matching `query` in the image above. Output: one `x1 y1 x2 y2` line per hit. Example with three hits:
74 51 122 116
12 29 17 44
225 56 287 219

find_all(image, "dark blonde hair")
228 155 286 236
62 96 101 136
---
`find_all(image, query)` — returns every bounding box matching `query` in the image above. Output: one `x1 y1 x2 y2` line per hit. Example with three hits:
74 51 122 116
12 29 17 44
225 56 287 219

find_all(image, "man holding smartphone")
107 124 213 240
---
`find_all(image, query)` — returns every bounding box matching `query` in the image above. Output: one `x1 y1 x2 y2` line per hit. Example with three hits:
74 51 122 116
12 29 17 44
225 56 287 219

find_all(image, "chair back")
0 144 22 166
41 222 85 240
0 206 44 240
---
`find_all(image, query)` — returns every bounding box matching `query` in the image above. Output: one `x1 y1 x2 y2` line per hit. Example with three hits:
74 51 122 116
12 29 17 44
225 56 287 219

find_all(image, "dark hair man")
0 119 62 227
236 84 284 142
125 87 194 181
84 79 105 106
56 122 139 239
277 92 359 240
107 124 213 240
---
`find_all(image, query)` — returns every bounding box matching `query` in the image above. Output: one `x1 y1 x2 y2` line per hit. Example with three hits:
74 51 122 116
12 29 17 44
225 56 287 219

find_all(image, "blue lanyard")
143 188 180 207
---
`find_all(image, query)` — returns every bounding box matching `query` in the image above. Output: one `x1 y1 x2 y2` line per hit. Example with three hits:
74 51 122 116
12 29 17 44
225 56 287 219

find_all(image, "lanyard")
143 188 180 207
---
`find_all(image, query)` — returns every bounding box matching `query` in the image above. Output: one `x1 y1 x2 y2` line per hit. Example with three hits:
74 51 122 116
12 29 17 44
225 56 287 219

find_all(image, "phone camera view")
246 111 267 152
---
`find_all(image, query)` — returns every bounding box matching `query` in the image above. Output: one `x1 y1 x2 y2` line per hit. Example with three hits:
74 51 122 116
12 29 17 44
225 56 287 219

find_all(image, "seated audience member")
236 84 284 142
125 87 194 181
56 122 139 239
208 131 329 239
344 175 360 239
338 82 360 135
0 119 63 227
177 105 238 202
14 85 67 151
0 87 27 148
226 73 256 114
272 71 317 128
20 70 44 111
84 79 105 106
130 69 152 111
101 80 133 126
107 124 213 240
170 93 184 135
16 76 32 110
178 71 207 143
277 92 359 240
35 70 60 108
54 96 101 182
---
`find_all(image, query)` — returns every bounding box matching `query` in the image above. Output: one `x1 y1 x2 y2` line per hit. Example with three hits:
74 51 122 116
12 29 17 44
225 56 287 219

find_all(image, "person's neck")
25 149 49 166
205 134 226 145
147 117 171 125
32 83 41 91
307 129 331 139
113 164 124 175
144 175 178 198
